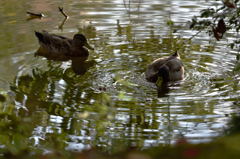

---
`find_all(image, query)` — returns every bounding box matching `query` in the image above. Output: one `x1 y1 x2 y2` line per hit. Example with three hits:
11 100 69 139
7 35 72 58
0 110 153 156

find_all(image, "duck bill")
84 42 94 50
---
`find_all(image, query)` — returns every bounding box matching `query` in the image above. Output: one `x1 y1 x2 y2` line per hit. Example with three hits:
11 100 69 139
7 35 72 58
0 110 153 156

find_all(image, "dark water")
0 0 239 153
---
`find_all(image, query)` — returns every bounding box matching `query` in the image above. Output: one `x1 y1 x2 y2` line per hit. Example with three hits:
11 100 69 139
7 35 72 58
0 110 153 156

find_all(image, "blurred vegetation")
1 104 240 159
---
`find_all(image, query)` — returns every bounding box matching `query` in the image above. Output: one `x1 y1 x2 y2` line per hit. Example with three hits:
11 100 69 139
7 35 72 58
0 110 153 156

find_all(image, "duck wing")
35 31 71 44
145 58 167 83
165 58 183 72
145 56 184 83
35 31 72 55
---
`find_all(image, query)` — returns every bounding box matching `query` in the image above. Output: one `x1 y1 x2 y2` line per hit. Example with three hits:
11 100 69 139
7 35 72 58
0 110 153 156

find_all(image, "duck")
34 31 94 61
145 52 184 83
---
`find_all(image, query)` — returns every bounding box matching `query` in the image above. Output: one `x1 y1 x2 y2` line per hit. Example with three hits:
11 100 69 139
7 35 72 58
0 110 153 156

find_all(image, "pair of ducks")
35 31 184 83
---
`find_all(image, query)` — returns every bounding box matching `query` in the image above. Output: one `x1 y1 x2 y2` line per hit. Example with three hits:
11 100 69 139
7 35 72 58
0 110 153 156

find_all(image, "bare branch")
58 7 69 19
26 11 44 18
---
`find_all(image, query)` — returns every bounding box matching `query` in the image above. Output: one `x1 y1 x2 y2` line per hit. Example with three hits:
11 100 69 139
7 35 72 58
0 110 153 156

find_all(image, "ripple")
0 0 239 152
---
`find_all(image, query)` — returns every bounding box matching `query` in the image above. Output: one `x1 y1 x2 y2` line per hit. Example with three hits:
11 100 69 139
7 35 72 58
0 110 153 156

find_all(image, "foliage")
225 115 240 135
190 0 240 47
2 131 240 159
0 94 6 102
0 112 36 157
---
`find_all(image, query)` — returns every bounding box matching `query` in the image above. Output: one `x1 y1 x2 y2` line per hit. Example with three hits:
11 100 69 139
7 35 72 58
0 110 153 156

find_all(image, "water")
0 0 239 153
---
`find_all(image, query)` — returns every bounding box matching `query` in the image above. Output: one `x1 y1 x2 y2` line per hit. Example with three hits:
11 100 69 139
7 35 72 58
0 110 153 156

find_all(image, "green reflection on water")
0 0 239 157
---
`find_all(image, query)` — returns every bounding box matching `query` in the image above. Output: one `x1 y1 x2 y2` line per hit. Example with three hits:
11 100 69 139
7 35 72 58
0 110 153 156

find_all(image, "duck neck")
72 45 89 57
158 66 170 82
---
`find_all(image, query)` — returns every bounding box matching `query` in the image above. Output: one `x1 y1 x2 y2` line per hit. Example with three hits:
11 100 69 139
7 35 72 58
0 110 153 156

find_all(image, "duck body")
145 52 184 83
35 31 93 61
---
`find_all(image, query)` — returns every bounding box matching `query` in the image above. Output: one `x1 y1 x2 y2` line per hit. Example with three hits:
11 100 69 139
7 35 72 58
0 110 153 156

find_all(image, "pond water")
0 0 239 153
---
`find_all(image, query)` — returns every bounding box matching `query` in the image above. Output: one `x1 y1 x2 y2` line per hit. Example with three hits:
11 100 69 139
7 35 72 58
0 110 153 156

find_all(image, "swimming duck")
145 52 184 83
35 31 94 61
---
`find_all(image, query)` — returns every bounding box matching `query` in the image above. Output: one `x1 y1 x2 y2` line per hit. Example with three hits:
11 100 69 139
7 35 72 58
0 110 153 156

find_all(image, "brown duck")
145 52 184 83
35 31 94 61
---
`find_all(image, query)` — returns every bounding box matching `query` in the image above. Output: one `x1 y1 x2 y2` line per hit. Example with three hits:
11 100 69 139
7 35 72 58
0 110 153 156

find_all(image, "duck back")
145 53 184 83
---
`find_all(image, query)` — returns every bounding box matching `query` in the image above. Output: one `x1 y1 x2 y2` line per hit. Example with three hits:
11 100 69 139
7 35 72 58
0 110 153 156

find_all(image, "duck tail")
35 31 44 41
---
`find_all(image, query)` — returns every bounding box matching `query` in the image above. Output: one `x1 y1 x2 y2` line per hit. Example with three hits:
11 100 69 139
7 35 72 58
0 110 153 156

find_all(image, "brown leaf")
212 19 227 40
223 1 236 8
213 27 222 40
217 19 227 34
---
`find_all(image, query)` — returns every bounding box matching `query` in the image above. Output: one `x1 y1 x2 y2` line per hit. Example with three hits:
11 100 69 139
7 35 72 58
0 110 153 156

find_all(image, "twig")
58 7 68 19
26 11 44 18
58 18 68 30
188 30 202 41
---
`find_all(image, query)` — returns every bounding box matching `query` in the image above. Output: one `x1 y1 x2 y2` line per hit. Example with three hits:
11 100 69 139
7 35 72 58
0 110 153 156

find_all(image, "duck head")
73 34 94 50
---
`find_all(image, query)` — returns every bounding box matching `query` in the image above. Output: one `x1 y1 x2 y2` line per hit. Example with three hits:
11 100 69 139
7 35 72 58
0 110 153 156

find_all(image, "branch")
58 18 68 30
188 30 202 41
58 7 69 19
26 11 44 18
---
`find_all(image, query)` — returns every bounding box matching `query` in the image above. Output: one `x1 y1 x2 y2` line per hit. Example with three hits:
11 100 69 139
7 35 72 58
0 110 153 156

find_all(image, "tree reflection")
2 9 223 155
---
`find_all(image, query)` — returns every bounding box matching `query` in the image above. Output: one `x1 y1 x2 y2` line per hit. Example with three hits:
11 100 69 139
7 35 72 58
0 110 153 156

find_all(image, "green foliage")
0 112 35 156
225 115 240 135
190 0 240 64
166 19 174 27
0 94 6 102
190 1 240 36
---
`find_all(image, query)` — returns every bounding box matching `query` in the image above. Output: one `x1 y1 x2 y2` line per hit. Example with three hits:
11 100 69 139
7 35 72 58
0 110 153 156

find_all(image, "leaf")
212 19 227 40
213 27 221 41
217 19 227 34
223 0 236 8
200 8 215 18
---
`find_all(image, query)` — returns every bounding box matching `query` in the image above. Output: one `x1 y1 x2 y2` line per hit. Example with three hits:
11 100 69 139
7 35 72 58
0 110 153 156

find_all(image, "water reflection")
71 58 96 75
157 84 169 97
0 0 239 154
35 52 96 75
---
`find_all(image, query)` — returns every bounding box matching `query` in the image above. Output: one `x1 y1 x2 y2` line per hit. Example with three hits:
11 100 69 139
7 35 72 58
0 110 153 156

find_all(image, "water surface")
0 0 239 153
